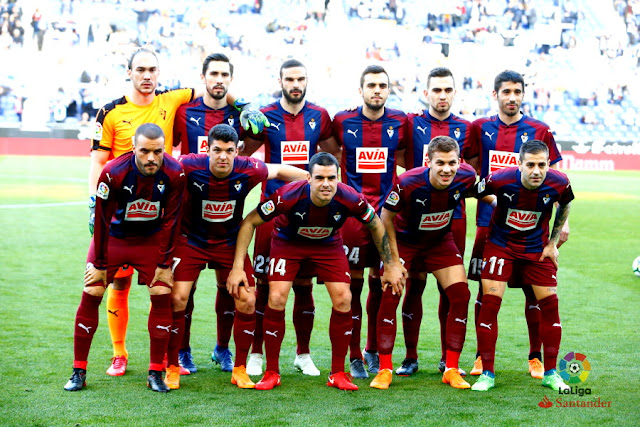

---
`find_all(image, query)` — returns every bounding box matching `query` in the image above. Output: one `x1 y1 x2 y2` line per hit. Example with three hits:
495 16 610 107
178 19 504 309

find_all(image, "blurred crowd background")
0 0 637 143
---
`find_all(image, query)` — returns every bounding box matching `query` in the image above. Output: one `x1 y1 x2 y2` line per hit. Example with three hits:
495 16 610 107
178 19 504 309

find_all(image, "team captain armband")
359 203 376 224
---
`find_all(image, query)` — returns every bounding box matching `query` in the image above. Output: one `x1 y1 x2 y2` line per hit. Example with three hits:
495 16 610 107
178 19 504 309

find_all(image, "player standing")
396 67 471 376
165 124 308 389
64 123 185 392
332 65 406 378
171 53 243 374
471 140 573 392
239 59 340 377
464 70 568 378
227 152 406 391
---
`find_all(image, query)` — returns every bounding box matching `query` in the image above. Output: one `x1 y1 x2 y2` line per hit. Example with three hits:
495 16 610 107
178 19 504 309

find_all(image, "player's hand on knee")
151 267 174 288
539 242 559 268
84 262 107 287
557 221 570 248
227 269 248 299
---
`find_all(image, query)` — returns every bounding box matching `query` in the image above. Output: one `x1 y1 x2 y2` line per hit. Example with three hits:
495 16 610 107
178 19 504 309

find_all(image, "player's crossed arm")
369 211 406 295
227 209 265 298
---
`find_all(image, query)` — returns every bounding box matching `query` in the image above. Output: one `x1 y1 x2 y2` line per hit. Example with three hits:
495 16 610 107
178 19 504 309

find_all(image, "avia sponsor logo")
356 147 388 173
538 395 611 409
197 136 208 154
506 208 540 231
125 199 160 221
281 141 310 164
488 150 518 173
419 209 453 230
422 145 429 167
202 200 236 222
297 227 333 239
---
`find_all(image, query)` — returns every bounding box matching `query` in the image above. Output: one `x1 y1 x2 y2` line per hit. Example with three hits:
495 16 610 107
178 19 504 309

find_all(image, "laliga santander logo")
559 352 591 384
538 395 553 409
202 200 236 222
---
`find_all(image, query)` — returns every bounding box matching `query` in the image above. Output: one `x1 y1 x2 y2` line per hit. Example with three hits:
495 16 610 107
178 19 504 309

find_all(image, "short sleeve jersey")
93 152 186 268
256 181 375 244
384 163 477 245
476 167 574 253
179 154 268 247
333 106 407 212
93 88 194 158
173 98 242 155
464 114 562 227
250 101 333 199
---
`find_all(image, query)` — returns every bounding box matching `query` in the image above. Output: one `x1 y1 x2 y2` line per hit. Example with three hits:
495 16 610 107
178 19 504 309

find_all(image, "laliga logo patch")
387 126 394 138
94 122 103 140
308 118 316 130
477 178 486 194
298 227 333 239
386 191 400 206
261 200 276 216
543 194 550 204
521 132 529 143
228 116 234 126
454 128 461 139
506 208 540 231
202 200 236 222
157 182 165 193
97 182 109 200
234 180 242 192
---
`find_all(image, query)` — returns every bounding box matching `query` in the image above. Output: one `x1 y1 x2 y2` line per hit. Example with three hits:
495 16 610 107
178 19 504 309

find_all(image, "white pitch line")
0 201 85 209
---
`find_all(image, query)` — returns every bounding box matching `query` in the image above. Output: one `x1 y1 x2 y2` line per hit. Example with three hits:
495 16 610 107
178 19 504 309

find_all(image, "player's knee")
83 285 105 297
171 292 189 311
148 284 172 296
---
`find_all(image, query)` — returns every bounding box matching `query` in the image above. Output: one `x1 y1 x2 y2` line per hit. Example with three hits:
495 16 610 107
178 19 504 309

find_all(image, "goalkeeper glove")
89 195 96 236
233 98 270 134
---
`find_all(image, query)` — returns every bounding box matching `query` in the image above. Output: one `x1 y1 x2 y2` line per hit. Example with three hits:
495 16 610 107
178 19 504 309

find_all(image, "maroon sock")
474 285 483 356
377 287 400 356
292 285 315 355
329 308 353 374
349 278 364 359
477 294 501 374
444 282 470 354
263 306 285 373
73 292 103 368
233 310 256 367
215 287 235 348
167 310 185 367
437 282 449 361
181 285 196 350
538 294 561 372
148 294 172 370
523 287 542 356
365 276 382 352
401 278 426 360
251 283 268 354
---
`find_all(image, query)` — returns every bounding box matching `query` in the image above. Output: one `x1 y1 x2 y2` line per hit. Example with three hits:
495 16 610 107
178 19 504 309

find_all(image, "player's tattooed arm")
540 202 571 268
374 210 408 295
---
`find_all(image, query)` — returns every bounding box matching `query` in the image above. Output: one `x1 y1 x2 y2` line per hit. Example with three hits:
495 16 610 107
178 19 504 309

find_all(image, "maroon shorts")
340 217 379 270
252 220 275 282
87 234 161 286
268 236 351 283
480 240 558 287
396 232 464 275
451 217 467 257
172 237 255 286
468 225 489 282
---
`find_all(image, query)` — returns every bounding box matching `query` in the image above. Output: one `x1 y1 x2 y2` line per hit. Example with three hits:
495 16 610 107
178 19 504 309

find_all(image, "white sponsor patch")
281 141 310 164
422 145 429 167
97 182 109 200
488 150 518 173
202 200 236 222
356 147 388 173
297 227 333 239
386 191 400 206
419 209 453 230
197 136 208 154
124 199 160 221
261 200 276 216
505 208 541 231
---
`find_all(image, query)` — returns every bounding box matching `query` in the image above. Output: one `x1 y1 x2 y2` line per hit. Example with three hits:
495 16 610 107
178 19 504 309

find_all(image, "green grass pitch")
0 155 639 426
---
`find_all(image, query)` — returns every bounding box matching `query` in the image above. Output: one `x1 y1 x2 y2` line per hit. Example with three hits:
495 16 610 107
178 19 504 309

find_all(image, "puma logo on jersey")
295 212 306 219
193 182 204 191
344 329 353 336
78 323 92 333
345 271 351 278
123 185 134 194
276 196 283 205
302 310 315 315
347 129 359 138
243 329 255 336
265 330 278 337
271 122 281 130
475 300 482 306
352 315 360 321
416 126 427 134
256 310 264 315
171 328 179 334
528 304 541 310
553 323 562 328
504 193 514 201
156 325 171 332
456 254 462 259
180 172 185 177
484 131 494 140
122 119 132 126
106 173 113 182
455 317 467 324
189 116 202 126
552 274 557 280
383 318 394 325
480 322 492 330
223 311 235 316
253 161 260 169
416 199 427 206
402 312 413 320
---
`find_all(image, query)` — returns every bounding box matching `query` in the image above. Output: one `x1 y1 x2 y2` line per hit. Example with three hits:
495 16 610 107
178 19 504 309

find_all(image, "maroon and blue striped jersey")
173 98 241 155
384 163 477 245
333 106 407 212
179 154 268 247
251 101 333 199
256 180 375 244
476 167 574 253
93 152 185 269
404 111 472 220
465 114 562 227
